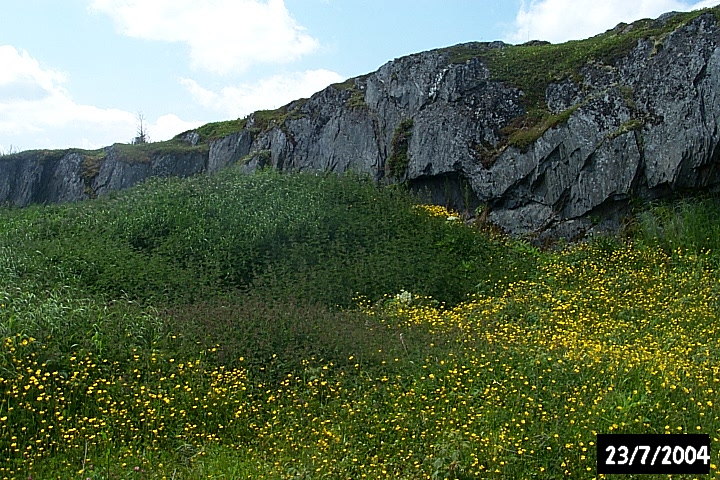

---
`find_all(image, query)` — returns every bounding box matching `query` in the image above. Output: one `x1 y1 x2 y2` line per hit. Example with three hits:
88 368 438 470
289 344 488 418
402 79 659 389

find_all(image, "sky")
1 0 719 153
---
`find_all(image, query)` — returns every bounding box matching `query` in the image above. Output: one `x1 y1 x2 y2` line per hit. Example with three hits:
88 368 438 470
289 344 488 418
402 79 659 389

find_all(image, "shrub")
387 119 414 178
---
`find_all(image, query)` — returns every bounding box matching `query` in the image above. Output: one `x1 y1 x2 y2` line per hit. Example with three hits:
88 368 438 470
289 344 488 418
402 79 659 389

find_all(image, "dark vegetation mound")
0 167 535 308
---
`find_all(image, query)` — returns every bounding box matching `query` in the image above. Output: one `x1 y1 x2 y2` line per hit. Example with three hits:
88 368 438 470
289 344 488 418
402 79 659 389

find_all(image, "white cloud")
181 69 344 117
0 45 137 146
0 45 201 150
506 0 720 44
0 45 67 94
89 0 320 74
149 114 204 141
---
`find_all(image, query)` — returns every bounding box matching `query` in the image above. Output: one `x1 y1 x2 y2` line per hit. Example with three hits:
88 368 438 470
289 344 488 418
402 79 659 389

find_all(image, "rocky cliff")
3 7 720 239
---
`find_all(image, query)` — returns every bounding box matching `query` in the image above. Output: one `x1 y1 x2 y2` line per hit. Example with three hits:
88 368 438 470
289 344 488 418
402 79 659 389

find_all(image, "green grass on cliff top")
442 6 720 151
446 7 720 109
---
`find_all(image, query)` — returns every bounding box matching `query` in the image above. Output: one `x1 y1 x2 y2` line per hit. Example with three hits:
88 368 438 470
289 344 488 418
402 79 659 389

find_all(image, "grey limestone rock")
227 11 720 238
89 145 207 197
0 150 87 206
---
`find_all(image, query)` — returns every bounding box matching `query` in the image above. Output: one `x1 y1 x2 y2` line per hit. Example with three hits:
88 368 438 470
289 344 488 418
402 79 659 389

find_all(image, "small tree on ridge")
133 112 149 144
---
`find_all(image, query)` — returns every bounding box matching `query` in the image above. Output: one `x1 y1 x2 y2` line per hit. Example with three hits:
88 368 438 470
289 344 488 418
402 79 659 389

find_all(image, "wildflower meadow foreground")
0 170 719 478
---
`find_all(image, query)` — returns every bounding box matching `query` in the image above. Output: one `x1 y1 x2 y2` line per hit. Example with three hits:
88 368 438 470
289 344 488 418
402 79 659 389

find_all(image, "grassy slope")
0 167 524 307
1 168 719 478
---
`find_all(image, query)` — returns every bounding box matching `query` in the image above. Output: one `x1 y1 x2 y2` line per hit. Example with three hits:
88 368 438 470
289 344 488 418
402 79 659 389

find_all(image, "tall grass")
634 195 720 257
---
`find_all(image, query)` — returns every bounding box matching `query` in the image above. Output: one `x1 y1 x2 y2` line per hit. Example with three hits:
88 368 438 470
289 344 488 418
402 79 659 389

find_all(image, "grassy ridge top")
443 6 720 151
447 7 720 108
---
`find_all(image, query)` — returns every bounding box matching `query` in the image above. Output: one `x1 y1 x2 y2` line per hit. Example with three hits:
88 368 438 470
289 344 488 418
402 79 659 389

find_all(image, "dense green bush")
387 119 414 178
0 167 520 307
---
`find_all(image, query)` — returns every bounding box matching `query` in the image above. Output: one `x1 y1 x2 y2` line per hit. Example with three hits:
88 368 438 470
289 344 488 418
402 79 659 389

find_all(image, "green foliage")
111 139 208 164
387 119 414 178
195 118 248 142
3 205 720 478
81 150 106 176
0 167 542 477
347 90 367 109
606 118 645 140
502 105 580 151
0 149 69 164
632 194 720 263
0 167 514 307
236 100 307 134
193 100 308 143
332 78 357 90
81 151 107 198
332 77 367 109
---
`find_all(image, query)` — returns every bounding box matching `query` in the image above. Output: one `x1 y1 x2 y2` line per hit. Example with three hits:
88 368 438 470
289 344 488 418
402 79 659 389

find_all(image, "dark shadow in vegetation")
409 173 481 215
160 292 436 384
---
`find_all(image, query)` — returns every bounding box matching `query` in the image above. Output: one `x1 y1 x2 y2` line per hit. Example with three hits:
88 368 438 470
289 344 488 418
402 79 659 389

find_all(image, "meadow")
0 165 719 479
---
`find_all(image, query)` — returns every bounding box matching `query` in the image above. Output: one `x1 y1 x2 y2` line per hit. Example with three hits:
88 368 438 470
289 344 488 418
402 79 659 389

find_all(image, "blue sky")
1 0 718 152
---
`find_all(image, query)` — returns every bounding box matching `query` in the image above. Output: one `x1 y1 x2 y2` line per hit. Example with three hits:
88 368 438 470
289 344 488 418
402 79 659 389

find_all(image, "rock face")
0 151 87 206
0 146 208 207
90 146 207 196
3 9 720 239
